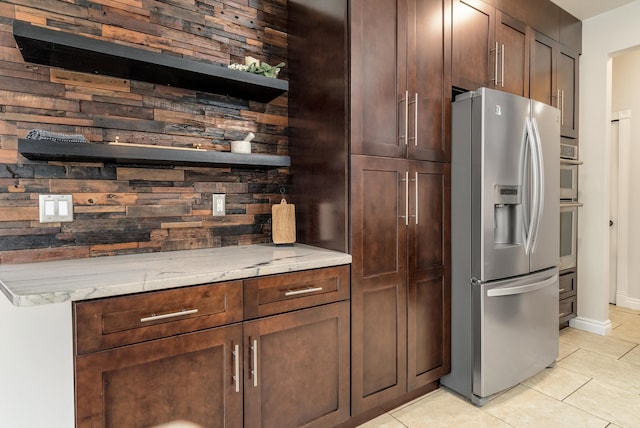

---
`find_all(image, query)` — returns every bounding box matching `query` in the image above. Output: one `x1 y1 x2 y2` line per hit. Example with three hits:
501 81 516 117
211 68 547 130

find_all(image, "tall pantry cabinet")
288 0 451 420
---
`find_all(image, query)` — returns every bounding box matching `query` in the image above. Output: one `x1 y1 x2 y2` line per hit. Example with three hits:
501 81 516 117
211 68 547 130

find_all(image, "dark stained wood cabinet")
243 301 350 428
530 31 557 106
75 324 243 428
559 269 577 327
529 32 579 139
289 0 450 422
452 0 528 97
74 267 351 428
350 156 409 414
350 155 450 414
351 0 449 162
74 280 244 428
496 11 529 97
407 161 451 391
452 0 495 91
557 45 579 138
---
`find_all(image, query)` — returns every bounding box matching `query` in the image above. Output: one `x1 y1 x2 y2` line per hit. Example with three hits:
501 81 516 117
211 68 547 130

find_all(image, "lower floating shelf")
18 139 291 169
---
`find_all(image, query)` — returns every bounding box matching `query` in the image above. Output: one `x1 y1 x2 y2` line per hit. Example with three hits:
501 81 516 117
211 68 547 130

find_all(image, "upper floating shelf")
18 139 291 169
13 21 288 103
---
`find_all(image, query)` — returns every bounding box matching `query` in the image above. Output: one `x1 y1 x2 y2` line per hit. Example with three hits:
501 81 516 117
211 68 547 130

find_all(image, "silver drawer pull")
251 339 258 387
232 344 240 393
559 288 565 293
559 312 567 317
140 308 198 323
284 287 323 296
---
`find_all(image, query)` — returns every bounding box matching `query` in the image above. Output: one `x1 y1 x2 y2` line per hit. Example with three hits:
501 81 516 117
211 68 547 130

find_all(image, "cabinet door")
557 45 579 138
530 31 556 106
407 0 449 162
452 0 495 91
407 161 451 390
350 155 408 414
243 301 350 428
75 324 243 428
496 11 529 98
351 0 408 158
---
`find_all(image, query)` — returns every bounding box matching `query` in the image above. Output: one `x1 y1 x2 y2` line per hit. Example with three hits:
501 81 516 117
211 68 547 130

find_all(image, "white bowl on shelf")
230 140 251 154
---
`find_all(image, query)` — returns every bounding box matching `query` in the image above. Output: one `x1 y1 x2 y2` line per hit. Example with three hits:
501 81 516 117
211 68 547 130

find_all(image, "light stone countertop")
0 243 352 306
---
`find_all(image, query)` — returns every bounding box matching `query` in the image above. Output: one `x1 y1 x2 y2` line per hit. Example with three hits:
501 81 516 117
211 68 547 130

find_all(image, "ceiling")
550 0 638 20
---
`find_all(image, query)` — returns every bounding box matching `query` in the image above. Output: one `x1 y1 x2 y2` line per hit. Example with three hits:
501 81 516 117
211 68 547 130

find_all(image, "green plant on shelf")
228 61 285 79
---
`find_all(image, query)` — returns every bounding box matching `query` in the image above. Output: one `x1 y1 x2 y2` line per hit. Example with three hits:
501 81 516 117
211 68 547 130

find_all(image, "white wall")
576 0 640 333
0 297 74 427
611 50 640 308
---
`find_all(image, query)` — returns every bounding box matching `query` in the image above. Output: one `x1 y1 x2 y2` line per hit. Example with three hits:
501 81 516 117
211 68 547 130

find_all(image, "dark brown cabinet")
289 0 451 421
243 301 350 428
74 267 351 428
530 31 556 106
530 32 579 139
74 280 245 428
351 0 449 162
452 0 529 97
75 324 243 428
350 156 450 414
559 270 577 327
557 45 579 138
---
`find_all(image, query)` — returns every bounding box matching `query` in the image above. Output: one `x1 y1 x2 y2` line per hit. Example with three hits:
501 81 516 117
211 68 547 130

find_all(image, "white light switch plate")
39 195 73 223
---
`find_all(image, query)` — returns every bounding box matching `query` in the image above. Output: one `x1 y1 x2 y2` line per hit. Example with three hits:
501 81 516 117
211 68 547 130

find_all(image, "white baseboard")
615 293 640 311
569 316 613 336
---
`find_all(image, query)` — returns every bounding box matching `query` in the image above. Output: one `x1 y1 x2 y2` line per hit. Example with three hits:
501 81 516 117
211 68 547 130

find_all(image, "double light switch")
39 194 73 223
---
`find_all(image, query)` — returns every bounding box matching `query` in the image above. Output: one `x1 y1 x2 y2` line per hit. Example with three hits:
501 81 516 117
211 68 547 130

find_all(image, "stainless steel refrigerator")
441 87 560 405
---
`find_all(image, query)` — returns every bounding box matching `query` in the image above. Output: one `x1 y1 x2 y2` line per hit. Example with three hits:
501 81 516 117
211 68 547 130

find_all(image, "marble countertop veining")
0 244 352 307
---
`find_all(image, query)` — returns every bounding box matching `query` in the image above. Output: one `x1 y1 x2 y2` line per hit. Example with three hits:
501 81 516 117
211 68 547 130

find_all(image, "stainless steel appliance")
442 88 560 406
560 143 580 201
559 202 580 270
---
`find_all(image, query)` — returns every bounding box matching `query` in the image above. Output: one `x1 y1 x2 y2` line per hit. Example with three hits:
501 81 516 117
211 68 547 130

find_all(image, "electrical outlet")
39 194 73 223
213 194 226 216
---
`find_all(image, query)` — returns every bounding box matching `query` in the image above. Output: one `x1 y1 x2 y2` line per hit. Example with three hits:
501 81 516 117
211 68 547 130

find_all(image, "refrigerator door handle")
530 117 545 252
486 274 558 297
523 117 539 255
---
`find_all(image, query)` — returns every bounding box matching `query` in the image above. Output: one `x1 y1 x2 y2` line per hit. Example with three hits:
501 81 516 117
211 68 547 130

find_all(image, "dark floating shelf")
18 139 291 169
13 21 288 103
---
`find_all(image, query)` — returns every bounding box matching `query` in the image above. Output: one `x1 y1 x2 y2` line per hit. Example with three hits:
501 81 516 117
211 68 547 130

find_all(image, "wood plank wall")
0 0 289 263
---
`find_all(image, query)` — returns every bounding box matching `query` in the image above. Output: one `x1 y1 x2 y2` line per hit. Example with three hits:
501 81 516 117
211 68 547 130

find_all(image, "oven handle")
560 202 583 208
560 158 583 166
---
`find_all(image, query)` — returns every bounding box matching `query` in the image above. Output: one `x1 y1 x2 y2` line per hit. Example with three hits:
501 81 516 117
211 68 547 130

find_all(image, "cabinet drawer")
559 295 576 324
74 281 243 354
243 265 350 319
559 271 576 299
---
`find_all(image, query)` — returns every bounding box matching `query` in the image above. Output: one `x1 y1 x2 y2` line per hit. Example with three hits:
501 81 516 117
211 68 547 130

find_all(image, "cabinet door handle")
140 308 198 323
251 339 258 387
404 90 409 145
561 89 565 126
414 171 419 225
501 44 505 88
399 171 409 226
491 42 499 84
414 92 418 146
232 344 240 393
284 287 323 296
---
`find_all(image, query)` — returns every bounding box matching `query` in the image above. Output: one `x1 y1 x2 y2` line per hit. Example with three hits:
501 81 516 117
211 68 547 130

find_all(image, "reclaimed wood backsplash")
0 0 288 263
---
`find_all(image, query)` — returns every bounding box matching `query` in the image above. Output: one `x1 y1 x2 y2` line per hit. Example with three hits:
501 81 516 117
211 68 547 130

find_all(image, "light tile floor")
358 305 640 428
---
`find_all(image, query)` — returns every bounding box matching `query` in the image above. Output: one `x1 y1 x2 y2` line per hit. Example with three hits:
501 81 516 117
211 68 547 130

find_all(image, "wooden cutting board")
272 199 296 245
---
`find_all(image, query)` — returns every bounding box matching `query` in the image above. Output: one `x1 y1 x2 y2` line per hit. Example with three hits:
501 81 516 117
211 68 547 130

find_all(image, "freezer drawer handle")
487 274 558 297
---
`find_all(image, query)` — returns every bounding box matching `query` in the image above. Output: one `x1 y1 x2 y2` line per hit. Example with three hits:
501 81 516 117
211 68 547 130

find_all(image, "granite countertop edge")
0 243 352 307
